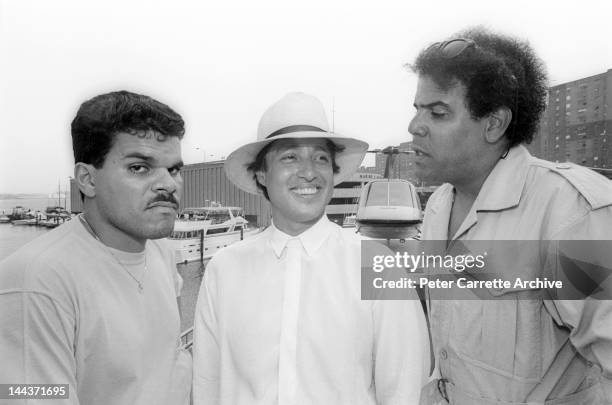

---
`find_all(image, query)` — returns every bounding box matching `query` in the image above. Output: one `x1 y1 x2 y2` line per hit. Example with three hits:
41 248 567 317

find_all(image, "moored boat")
168 206 259 263
12 218 38 226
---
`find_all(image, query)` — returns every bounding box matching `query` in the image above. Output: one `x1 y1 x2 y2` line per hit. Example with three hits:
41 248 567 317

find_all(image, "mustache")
148 193 179 206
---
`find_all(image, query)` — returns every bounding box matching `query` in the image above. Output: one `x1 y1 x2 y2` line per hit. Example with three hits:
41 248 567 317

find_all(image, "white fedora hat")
225 92 369 195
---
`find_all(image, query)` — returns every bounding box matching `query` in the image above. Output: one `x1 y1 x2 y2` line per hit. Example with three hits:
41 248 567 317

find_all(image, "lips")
292 187 318 195
148 201 178 210
411 145 430 157
290 184 322 197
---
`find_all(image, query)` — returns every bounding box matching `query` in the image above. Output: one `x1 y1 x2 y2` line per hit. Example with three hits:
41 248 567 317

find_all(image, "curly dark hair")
410 27 548 147
71 90 185 167
246 139 344 200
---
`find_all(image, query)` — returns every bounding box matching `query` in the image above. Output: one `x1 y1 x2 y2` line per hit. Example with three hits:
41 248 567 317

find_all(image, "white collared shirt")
193 215 429 405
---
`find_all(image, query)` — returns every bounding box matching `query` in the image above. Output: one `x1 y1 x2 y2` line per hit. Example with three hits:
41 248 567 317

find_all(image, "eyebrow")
123 152 184 168
123 152 154 161
413 101 450 109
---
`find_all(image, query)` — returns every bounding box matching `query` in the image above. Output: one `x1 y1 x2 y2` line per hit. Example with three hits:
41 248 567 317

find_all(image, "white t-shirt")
0 217 190 404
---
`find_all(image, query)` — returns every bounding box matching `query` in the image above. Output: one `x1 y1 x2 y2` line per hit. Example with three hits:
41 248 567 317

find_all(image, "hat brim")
224 131 369 195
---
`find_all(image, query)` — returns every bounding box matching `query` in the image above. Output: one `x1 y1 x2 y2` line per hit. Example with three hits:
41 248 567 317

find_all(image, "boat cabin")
170 206 247 239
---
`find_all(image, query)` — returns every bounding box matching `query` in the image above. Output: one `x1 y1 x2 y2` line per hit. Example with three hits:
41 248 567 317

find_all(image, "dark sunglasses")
426 38 475 58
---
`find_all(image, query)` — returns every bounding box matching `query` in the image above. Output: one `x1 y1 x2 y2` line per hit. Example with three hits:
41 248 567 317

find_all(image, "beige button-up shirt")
193 215 430 404
422 145 612 404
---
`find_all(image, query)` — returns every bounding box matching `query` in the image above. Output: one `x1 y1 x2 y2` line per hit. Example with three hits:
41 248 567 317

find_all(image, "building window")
565 135 571 139
566 103 571 109
566 95 571 101
594 157 599 161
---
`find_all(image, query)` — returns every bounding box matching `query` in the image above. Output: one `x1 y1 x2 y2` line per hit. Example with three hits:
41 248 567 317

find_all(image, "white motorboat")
168 206 259 263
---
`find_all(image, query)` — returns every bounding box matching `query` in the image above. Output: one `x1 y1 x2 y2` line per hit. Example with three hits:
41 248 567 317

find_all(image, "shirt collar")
423 146 531 241
428 145 531 215
473 145 530 212
269 215 335 259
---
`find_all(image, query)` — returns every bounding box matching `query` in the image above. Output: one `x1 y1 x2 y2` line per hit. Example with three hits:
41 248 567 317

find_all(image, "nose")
153 168 181 195
408 113 426 138
297 159 317 181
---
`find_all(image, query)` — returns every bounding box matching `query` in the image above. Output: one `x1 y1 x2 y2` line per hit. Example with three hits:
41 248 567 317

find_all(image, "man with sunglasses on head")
407 28 612 404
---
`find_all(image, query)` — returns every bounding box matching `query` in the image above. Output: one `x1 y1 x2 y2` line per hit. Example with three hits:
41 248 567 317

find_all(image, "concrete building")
528 69 612 171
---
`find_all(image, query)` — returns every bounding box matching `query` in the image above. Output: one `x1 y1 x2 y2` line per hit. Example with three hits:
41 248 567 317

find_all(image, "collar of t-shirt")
269 215 335 259
75 215 146 266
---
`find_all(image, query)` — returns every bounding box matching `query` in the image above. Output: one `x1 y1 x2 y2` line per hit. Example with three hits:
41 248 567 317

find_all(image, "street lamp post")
196 147 206 163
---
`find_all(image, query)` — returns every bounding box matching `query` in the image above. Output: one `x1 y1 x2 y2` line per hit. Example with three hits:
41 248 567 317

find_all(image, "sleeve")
547 206 612 401
0 290 79 405
372 288 430 405
192 260 221 404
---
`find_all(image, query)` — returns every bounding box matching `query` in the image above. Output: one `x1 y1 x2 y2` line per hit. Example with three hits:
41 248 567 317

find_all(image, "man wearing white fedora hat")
192 92 430 404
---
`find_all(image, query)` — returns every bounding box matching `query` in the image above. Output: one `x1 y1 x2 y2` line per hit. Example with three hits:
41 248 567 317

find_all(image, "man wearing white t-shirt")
0 91 191 404
192 92 430 404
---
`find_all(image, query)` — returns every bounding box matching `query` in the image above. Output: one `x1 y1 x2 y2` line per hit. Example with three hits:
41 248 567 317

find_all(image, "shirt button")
440 349 448 360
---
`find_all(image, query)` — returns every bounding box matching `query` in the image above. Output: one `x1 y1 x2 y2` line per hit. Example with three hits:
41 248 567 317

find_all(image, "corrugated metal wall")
70 162 272 227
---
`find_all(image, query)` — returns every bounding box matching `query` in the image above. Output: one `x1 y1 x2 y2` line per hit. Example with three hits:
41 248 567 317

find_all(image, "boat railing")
180 326 194 352
179 326 195 405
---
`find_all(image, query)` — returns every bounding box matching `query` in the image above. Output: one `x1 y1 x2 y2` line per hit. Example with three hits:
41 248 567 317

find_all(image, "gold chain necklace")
79 214 147 294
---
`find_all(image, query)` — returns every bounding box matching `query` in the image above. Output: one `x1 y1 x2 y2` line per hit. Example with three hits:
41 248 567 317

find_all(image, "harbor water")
0 198 62 260
0 199 204 333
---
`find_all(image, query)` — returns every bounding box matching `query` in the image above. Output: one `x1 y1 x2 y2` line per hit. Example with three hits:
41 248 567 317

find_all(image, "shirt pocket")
451 296 543 383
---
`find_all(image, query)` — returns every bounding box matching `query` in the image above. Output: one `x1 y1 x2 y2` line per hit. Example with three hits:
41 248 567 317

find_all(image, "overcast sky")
1 0 611 193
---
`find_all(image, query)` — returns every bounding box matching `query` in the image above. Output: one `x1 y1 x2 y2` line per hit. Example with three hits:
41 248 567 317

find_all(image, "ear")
255 170 267 188
74 163 97 198
484 106 512 144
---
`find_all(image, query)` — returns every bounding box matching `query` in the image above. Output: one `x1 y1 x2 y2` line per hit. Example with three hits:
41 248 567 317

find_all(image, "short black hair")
71 90 185 168
410 26 548 147
246 139 344 200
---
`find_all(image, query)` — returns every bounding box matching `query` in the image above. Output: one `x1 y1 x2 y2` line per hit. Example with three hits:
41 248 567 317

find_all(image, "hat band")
266 125 326 139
